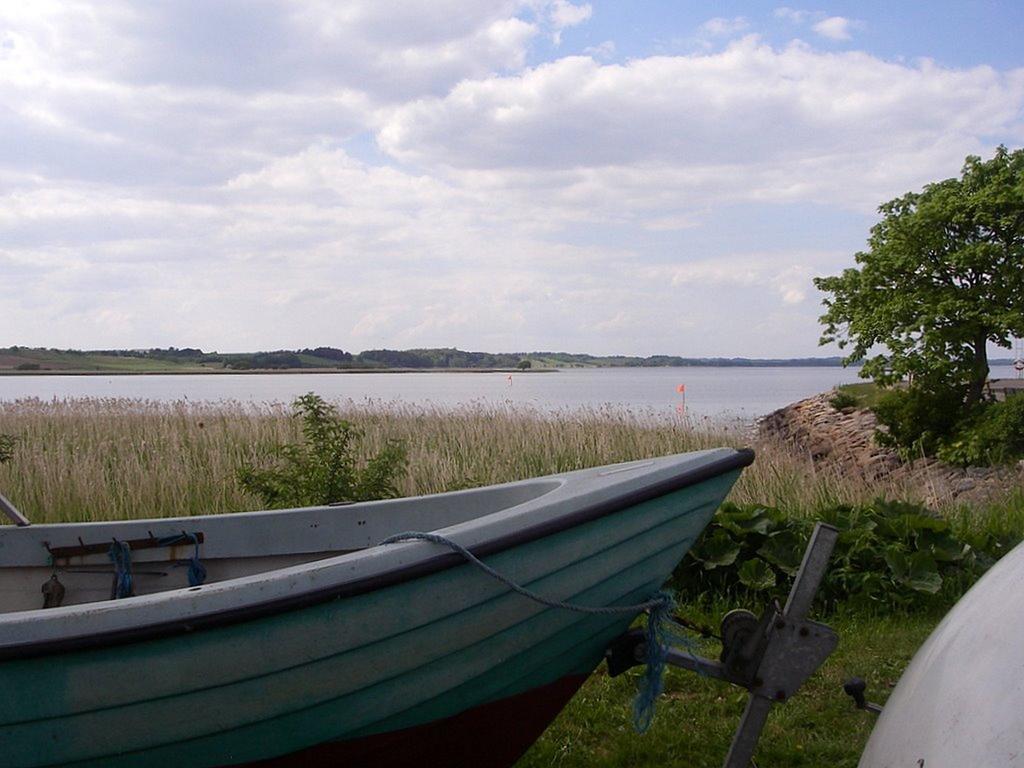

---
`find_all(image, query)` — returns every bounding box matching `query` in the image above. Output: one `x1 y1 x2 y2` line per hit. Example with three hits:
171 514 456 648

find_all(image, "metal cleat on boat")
606 522 840 768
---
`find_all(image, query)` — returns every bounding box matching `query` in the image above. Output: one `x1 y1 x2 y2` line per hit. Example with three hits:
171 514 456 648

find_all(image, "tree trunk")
965 333 990 406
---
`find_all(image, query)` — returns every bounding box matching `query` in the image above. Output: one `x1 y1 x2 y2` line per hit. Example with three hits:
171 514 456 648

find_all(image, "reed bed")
0 396 1008 524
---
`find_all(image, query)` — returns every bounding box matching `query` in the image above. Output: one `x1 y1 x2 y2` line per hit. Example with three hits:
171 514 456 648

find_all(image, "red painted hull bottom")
238 674 589 768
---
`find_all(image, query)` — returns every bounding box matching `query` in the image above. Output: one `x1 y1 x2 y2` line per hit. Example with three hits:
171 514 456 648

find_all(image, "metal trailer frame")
607 522 840 768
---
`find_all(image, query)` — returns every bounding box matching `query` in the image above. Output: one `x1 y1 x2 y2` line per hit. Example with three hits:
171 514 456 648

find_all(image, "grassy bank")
0 397 1019 766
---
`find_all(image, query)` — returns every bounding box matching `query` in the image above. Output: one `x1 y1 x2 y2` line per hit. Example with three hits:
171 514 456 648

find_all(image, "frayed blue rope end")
631 590 704 734
631 591 674 733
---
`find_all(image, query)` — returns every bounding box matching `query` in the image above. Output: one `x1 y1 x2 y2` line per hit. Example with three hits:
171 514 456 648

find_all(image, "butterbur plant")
678 504 803 598
238 393 407 508
675 500 1010 612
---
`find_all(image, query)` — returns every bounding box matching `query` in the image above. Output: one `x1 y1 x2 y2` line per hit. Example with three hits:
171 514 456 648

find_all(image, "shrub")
0 434 14 464
237 393 407 508
872 384 966 456
675 500 1008 612
828 389 858 410
938 396 1024 467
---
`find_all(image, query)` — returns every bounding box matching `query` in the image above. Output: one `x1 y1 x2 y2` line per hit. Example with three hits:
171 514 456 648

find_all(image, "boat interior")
0 479 563 613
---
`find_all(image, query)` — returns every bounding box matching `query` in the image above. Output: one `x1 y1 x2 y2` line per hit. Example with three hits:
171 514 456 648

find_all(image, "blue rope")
380 530 689 733
157 532 208 586
107 539 133 599
181 532 207 586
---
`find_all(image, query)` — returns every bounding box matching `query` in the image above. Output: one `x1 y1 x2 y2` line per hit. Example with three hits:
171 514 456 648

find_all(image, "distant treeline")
0 344 896 370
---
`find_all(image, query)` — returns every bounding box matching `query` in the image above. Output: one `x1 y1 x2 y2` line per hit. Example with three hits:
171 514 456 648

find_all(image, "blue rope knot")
380 530 693 733
107 539 133 599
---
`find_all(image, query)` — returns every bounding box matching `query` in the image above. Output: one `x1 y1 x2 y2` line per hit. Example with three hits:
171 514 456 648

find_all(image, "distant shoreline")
0 368 557 377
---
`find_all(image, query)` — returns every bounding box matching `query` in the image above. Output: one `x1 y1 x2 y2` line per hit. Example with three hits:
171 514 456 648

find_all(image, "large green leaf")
886 548 942 593
757 530 804 575
691 529 741 570
717 505 773 536
919 529 965 562
738 558 777 591
883 547 909 580
903 552 943 594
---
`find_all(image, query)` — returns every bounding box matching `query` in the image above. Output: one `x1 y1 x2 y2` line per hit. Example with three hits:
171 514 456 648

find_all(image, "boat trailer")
606 523 840 768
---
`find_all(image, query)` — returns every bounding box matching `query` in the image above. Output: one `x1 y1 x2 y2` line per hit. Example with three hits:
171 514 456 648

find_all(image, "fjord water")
1 366 1016 420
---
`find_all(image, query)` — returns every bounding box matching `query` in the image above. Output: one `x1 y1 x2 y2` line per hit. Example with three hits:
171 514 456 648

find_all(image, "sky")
2 1 1023 357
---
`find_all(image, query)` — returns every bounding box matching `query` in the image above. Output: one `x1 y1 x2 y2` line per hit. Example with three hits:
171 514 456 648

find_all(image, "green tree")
238 393 407 507
516 358 532 370
815 146 1024 408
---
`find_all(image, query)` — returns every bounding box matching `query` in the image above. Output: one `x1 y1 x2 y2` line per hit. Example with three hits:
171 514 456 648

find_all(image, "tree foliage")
238 393 407 508
937 395 1024 467
815 146 1024 406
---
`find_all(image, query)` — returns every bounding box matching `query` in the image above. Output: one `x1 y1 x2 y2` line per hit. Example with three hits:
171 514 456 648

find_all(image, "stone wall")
758 391 1023 506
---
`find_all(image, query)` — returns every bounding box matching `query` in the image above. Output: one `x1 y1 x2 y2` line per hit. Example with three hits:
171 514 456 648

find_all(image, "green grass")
834 382 883 409
522 609 936 767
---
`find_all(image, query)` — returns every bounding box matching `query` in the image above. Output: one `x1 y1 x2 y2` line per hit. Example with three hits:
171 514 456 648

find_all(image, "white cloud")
378 38 1024 212
0 1 556 104
549 0 592 29
548 0 591 45
657 254 821 306
774 7 811 24
699 17 750 37
813 16 854 41
774 8 862 42
583 40 616 59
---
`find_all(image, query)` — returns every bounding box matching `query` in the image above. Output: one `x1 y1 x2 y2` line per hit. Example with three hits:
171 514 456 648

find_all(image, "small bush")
675 499 1009 612
872 385 966 456
237 393 407 508
0 434 14 464
828 389 858 410
938 396 1024 467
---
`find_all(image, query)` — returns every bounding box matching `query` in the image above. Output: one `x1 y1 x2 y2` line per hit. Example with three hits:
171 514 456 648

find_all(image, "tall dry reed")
0 397 1000 524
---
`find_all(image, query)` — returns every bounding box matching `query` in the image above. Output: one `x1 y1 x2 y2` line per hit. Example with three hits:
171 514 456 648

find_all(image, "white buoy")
859 539 1024 767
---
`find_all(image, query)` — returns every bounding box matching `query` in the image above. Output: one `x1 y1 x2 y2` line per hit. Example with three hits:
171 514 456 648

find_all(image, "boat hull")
858 538 1024 767
0 452 751 767
237 674 588 768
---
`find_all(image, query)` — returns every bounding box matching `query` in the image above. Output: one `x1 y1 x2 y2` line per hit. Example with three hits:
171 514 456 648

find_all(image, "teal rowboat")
0 447 753 767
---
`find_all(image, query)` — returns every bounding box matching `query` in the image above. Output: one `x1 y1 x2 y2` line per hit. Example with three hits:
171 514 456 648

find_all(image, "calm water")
1 366 1016 420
